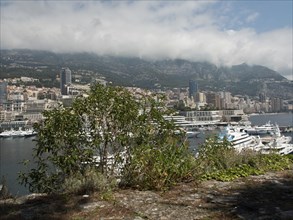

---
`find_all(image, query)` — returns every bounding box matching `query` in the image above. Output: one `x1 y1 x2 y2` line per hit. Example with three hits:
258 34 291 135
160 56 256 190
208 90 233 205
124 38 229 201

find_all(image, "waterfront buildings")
180 109 247 124
184 110 222 122
0 72 290 131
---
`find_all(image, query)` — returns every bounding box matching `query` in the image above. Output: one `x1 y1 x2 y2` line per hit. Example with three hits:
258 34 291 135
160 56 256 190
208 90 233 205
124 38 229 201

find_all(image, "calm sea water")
0 138 35 196
249 112 293 127
0 112 292 196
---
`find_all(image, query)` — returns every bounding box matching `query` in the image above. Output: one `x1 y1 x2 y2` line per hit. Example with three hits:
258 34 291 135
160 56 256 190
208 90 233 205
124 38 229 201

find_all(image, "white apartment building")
183 110 222 122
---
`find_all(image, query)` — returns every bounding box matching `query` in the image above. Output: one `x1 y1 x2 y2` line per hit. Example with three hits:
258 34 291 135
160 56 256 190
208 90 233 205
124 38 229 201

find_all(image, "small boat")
185 130 200 138
174 128 200 138
22 129 37 138
0 130 13 138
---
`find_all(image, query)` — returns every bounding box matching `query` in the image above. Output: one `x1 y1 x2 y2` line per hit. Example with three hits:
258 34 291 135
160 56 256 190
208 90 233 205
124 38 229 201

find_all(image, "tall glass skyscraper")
60 67 72 95
189 80 198 98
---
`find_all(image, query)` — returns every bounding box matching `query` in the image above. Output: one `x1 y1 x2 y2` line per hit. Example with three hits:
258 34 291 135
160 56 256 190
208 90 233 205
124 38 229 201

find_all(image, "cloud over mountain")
1 1 292 79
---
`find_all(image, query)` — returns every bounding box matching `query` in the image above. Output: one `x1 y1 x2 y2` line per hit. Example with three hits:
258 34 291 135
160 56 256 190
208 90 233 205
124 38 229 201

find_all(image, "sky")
1 0 292 79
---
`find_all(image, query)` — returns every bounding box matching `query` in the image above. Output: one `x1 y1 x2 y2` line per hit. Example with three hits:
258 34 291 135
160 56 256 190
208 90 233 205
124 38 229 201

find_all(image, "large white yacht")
218 126 293 155
218 126 255 151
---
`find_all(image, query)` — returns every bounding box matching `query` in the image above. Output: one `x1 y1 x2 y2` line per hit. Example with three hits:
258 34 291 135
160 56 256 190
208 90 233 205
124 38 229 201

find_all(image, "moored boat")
218 126 255 151
244 121 276 135
0 128 37 138
218 125 293 155
185 130 201 138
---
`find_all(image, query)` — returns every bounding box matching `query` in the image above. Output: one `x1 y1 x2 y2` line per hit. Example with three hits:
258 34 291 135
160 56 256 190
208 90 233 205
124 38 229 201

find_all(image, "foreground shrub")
19 84 193 193
62 168 117 195
196 136 293 181
195 136 234 175
121 136 196 190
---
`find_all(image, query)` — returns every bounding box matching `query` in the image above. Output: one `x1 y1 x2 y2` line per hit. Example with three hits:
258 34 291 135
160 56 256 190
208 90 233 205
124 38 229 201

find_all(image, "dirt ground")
1 170 293 220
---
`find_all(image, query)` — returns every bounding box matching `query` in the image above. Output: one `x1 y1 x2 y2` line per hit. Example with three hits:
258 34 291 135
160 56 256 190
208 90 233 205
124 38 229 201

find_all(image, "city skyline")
0 1 292 80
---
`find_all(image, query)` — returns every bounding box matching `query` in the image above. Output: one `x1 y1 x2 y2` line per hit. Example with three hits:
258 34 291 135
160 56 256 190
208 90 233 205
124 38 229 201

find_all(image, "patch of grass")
100 190 114 201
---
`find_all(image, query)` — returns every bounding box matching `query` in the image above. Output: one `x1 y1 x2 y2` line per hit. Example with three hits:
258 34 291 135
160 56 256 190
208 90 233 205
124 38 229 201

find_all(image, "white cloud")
1 1 292 79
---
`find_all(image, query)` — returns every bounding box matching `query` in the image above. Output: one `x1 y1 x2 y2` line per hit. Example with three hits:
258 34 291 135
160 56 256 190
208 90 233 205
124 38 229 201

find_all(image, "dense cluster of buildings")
0 68 292 130
164 79 290 114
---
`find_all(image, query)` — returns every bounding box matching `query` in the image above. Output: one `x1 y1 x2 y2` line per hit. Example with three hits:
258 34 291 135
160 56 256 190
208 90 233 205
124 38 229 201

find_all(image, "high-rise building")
195 92 206 103
188 80 198 99
60 67 72 95
219 91 232 109
271 97 283 112
0 81 8 104
206 92 221 109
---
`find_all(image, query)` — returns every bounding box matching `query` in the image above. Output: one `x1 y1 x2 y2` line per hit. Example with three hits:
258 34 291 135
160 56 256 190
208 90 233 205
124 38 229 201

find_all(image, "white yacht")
0 130 14 137
0 128 37 138
260 140 293 155
245 121 275 135
218 126 255 151
0 129 24 137
272 125 292 144
247 125 293 155
218 126 293 155
22 129 37 138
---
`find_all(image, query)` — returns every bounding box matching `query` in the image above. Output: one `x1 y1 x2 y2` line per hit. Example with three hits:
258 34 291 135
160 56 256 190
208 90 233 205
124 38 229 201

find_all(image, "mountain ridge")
1 49 291 99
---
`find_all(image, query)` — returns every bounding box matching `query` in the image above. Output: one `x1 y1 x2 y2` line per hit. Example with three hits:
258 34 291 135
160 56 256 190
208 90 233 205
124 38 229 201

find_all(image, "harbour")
0 112 292 196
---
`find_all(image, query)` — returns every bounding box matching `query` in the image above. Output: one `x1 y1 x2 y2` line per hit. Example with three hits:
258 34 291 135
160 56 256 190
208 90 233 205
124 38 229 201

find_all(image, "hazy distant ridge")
1 49 291 98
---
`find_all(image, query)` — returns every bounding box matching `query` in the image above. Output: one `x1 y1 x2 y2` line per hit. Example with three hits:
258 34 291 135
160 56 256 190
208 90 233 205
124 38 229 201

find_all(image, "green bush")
195 136 234 175
19 84 194 193
121 136 196 190
62 168 116 195
196 136 293 182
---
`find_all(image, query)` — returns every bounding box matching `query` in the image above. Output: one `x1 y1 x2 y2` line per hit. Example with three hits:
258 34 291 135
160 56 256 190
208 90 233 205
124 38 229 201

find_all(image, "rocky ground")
1 170 293 220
